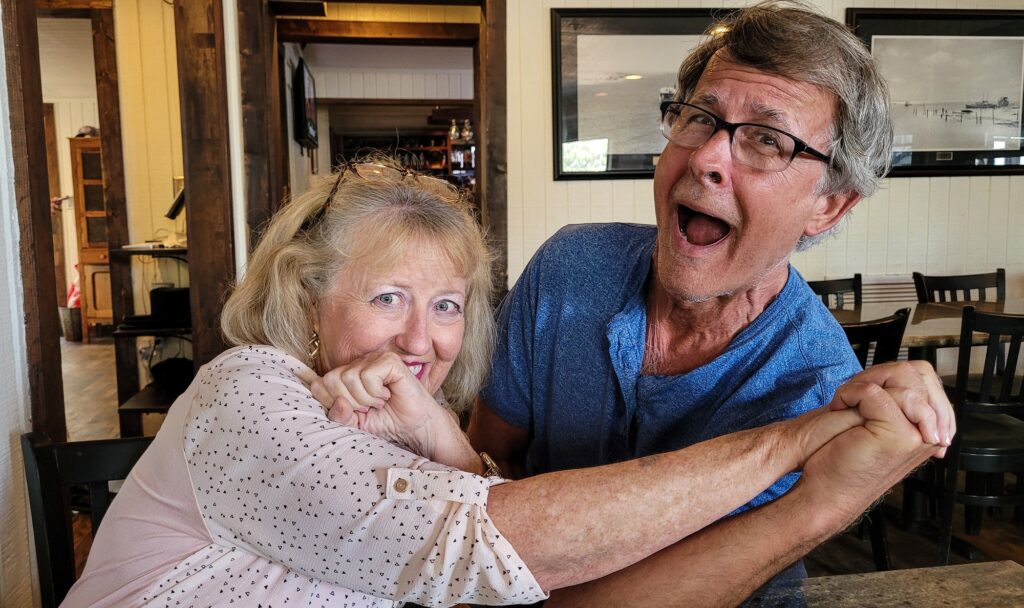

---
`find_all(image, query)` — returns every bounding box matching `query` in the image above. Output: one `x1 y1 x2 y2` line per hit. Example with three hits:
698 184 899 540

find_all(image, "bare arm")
544 363 948 607
486 405 861 592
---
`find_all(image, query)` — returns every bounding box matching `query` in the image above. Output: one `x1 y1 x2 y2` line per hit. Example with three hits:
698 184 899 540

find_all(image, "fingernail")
944 432 952 446
932 431 941 444
358 407 369 414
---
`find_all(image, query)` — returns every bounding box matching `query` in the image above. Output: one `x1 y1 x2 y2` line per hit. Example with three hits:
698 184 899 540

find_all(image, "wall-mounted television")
293 58 318 149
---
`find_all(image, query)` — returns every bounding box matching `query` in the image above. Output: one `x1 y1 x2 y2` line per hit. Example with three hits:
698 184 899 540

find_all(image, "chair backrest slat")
913 269 1005 305
955 307 1024 419
808 273 863 310
840 308 910 368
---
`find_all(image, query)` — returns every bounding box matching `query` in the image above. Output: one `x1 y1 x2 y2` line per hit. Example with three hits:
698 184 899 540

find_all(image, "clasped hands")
790 360 955 520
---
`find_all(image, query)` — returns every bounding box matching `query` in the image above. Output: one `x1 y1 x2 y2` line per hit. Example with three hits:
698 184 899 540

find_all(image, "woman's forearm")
486 407 859 592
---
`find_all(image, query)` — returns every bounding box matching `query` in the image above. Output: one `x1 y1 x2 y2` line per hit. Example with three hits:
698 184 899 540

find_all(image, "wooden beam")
3 0 66 441
238 0 285 245
269 1 325 17
91 8 137 405
36 0 111 9
478 0 507 296
174 0 235 366
277 19 478 46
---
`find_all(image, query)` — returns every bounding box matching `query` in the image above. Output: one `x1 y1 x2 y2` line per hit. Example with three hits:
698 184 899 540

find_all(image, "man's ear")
804 190 861 238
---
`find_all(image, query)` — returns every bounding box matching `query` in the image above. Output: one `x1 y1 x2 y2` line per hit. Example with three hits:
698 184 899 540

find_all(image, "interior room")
2 1 1024 607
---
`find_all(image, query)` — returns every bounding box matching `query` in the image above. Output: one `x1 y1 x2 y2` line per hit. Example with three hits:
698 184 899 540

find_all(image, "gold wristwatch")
479 451 502 478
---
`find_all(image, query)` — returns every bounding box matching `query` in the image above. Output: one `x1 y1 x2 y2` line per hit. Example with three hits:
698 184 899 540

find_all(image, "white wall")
506 0 1024 296
38 17 99 293
307 44 474 100
0 5 37 605
114 0 187 310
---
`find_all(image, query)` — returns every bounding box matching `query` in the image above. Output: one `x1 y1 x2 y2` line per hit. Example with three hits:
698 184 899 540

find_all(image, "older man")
471 1 950 604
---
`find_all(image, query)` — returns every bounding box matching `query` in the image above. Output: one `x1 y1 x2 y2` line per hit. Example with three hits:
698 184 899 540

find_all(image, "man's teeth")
407 364 423 376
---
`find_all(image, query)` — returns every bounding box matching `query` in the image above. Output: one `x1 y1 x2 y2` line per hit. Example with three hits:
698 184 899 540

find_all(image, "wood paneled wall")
318 3 479 23
506 0 1024 297
312 66 474 99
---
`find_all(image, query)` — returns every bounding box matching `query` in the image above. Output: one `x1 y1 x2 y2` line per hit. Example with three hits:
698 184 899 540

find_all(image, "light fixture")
624 74 643 80
595 92 608 97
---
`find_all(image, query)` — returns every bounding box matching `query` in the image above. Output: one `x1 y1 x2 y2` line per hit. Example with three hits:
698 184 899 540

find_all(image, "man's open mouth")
677 204 731 247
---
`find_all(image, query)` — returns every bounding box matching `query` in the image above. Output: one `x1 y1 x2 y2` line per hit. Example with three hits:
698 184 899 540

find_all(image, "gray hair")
220 159 494 411
676 0 893 250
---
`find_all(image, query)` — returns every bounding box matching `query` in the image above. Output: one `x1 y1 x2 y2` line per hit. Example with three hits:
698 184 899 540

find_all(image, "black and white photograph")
553 9 724 179
874 36 1023 153
847 7 1024 175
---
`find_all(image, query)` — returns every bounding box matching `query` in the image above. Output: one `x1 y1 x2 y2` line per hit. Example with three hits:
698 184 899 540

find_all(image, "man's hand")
800 361 950 524
828 360 954 455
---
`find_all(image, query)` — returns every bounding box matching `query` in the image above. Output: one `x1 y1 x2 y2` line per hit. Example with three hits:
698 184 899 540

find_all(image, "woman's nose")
396 309 430 356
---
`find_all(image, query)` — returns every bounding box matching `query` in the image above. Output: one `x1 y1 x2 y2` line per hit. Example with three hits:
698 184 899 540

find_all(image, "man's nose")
396 308 430 356
687 128 732 187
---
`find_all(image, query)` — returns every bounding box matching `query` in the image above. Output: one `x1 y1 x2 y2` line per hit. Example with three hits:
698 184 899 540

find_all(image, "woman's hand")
309 352 445 452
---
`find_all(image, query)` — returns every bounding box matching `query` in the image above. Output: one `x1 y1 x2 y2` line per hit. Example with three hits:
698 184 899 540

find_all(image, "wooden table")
830 299 1024 349
746 560 1024 607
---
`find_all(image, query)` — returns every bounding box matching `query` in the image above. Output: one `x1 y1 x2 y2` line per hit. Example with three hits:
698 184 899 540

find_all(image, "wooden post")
238 0 286 246
2 0 66 440
174 0 235 366
91 8 137 405
478 0 508 296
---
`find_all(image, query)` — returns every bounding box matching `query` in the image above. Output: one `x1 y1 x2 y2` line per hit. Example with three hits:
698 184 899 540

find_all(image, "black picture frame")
847 8 1024 177
293 58 318 149
551 8 725 180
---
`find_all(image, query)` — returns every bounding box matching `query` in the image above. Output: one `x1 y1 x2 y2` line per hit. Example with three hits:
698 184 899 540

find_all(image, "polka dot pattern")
88 346 546 607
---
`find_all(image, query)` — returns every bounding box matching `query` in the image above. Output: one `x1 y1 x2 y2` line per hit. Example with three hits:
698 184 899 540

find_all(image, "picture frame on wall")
551 8 726 180
293 58 319 149
847 8 1024 177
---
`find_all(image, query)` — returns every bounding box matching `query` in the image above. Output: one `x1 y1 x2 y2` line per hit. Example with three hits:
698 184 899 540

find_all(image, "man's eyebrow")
690 92 720 108
748 102 793 131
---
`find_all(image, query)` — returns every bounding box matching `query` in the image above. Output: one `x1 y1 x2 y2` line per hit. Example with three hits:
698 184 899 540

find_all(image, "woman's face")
315 239 467 396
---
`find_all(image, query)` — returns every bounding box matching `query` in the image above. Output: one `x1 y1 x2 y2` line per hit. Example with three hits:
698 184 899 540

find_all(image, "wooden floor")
61 339 1023 582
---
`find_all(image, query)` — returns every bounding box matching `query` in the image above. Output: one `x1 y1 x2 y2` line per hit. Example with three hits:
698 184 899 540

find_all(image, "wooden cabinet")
69 137 112 341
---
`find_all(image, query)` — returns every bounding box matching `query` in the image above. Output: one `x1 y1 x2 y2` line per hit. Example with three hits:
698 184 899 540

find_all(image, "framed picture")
551 9 726 180
847 9 1024 176
293 58 318 149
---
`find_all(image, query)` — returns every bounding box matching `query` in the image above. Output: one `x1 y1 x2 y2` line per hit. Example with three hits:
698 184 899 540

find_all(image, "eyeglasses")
300 161 461 232
659 101 831 172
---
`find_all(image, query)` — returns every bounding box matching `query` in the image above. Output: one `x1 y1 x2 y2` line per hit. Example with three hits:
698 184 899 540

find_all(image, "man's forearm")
544 480 849 608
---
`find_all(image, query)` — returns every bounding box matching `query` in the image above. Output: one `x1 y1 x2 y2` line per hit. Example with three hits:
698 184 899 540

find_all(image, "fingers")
831 361 955 448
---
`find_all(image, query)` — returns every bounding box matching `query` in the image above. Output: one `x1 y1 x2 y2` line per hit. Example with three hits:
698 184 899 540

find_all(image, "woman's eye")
373 293 399 306
435 299 462 314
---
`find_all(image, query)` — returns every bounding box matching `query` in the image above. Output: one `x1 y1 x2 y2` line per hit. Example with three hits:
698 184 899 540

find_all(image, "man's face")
653 54 858 303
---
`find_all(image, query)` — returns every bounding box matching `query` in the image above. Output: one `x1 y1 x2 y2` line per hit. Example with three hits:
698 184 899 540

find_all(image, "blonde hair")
221 160 495 411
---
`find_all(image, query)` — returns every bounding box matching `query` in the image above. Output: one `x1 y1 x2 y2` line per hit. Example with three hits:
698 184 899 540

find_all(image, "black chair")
936 306 1024 565
838 307 911 571
808 273 862 309
913 268 1008 399
21 432 152 608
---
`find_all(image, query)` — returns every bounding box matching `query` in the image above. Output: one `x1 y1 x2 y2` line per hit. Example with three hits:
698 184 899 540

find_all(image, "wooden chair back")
913 268 1005 304
953 307 1024 414
21 432 151 608
808 273 863 309
840 308 910 368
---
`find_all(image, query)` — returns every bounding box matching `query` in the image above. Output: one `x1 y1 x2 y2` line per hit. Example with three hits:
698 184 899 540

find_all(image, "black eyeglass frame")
659 101 832 169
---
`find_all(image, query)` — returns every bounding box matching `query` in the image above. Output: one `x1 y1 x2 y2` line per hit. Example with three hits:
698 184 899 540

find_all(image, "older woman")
64 161 937 608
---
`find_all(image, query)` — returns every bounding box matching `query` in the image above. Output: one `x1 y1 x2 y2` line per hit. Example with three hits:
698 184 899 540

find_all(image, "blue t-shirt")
482 223 862 511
